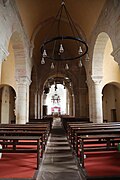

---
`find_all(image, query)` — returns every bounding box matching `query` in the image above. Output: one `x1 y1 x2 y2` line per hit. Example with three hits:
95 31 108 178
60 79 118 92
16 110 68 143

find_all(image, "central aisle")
36 118 86 180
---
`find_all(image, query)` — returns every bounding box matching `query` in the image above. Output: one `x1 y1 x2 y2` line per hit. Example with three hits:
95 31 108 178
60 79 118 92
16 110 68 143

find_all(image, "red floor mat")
85 151 120 177
0 153 36 178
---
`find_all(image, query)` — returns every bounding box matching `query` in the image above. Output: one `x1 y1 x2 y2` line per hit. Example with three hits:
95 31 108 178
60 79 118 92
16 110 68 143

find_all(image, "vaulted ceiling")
16 0 106 40
15 0 106 88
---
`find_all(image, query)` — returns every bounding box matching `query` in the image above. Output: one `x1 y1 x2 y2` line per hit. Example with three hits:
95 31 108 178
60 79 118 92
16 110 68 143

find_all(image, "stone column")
91 76 103 123
16 76 31 124
35 90 41 119
72 93 75 116
1 86 10 124
74 88 80 117
39 92 42 118
35 91 38 119
38 92 40 118
66 90 69 115
87 79 94 122
69 93 73 116
79 87 88 117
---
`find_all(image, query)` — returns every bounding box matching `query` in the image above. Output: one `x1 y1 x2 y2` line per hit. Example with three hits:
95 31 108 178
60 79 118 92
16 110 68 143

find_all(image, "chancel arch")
41 74 75 118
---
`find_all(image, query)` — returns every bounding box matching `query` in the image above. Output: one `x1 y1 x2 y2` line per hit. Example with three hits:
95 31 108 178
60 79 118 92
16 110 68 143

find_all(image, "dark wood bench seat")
67 122 120 132
66 122 120 129
28 118 53 129
0 135 42 169
65 122 120 178
75 134 120 168
0 124 50 169
67 123 120 147
75 128 120 136
0 129 48 149
73 128 120 148
0 123 50 127
0 122 50 134
0 125 50 144
61 117 90 130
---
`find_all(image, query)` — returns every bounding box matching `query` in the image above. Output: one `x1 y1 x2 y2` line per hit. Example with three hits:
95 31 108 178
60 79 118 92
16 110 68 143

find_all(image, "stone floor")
36 118 86 180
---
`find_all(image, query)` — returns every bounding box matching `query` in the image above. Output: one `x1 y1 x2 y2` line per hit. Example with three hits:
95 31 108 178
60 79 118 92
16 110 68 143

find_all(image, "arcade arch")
0 85 16 124
102 83 120 122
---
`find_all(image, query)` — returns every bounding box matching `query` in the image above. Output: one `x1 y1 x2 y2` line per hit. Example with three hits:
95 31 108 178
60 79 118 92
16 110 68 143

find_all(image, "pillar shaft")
1 86 10 124
90 76 103 123
92 82 103 123
16 77 31 124
88 84 94 122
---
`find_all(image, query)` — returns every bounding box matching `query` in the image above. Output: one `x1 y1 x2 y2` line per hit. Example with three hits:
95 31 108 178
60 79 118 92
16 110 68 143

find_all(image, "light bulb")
51 62 55 69
41 57 45 64
78 46 83 55
65 63 69 70
59 44 64 53
43 49 47 57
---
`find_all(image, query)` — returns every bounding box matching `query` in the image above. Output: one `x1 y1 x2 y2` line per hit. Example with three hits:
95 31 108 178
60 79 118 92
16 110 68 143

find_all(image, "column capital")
91 75 103 84
111 47 120 66
16 76 31 86
0 45 9 62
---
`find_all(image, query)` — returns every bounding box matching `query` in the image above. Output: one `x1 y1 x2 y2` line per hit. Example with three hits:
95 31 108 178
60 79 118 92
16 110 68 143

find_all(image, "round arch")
40 72 75 117
1 30 30 100
102 82 120 122
0 84 16 124
92 32 111 77
10 31 29 79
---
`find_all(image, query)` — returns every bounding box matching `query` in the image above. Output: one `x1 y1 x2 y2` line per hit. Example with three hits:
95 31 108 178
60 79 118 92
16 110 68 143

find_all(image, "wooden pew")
61 117 90 130
66 122 120 147
0 124 50 169
66 122 120 133
65 122 120 179
0 134 42 169
68 125 120 146
29 118 53 130
75 134 120 168
0 122 50 143
72 127 120 168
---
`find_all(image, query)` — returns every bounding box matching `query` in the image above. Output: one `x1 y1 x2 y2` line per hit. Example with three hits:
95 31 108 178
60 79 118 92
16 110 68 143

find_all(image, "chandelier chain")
40 1 88 62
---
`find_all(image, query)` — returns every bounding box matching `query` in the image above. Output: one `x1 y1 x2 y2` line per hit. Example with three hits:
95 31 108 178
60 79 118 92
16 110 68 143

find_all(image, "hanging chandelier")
40 1 89 68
